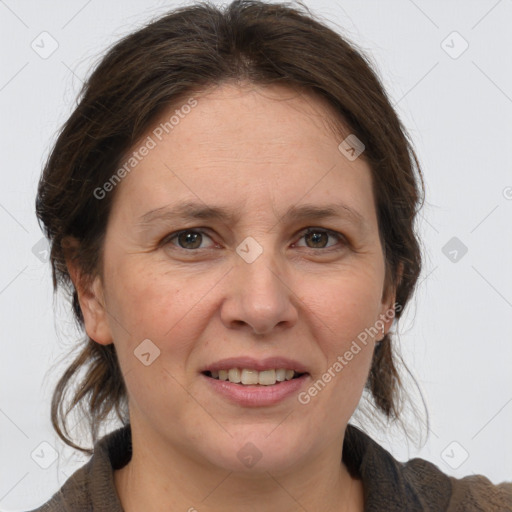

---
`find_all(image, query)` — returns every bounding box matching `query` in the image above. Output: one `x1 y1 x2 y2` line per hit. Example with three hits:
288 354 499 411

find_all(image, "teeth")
275 368 286 381
228 368 241 383
258 369 276 385
209 368 301 385
241 369 259 385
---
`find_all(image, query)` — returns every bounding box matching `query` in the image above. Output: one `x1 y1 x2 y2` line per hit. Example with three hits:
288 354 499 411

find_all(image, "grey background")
1 0 511 509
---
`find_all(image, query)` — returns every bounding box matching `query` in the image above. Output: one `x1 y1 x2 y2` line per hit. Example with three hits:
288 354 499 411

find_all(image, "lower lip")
201 373 310 407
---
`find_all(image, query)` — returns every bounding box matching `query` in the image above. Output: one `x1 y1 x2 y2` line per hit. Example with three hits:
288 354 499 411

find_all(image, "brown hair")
36 0 425 454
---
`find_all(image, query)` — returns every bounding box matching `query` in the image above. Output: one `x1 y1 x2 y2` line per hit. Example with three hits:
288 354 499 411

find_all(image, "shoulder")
402 457 512 512
447 473 512 512
344 424 512 511
25 425 131 512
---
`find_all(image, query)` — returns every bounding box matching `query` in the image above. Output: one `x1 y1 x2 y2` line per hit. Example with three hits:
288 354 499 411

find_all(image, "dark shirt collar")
39 422 452 511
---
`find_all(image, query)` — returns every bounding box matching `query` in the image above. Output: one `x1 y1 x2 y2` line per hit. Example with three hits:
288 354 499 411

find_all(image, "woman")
30 0 511 510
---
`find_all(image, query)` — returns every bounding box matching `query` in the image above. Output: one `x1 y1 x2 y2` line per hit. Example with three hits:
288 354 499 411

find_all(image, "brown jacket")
27 423 512 511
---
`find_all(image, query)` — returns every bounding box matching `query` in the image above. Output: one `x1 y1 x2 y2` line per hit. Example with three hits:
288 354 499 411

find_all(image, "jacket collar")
343 424 451 511
61 422 452 512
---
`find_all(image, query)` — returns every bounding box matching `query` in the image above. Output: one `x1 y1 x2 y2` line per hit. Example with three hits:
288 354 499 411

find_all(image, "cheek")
308 265 384 346
299 267 382 408
104 257 219 355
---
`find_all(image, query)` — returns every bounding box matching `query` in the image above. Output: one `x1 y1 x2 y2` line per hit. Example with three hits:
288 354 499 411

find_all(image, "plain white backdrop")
1 0 511 509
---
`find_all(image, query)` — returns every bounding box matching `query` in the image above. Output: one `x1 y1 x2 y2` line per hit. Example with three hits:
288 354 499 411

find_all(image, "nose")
220 250 299 336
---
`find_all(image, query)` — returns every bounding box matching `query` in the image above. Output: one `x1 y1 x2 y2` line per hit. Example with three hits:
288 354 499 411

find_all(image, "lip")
201 372 310 407
200 356 309 373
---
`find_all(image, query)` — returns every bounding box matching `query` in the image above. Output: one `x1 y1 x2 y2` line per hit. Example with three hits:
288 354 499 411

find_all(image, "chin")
200 428 307 474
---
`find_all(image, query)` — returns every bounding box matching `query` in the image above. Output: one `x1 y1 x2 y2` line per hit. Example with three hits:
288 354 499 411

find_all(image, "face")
76 83 396 474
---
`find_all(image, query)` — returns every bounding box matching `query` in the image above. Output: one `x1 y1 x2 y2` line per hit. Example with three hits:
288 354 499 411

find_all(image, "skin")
69 82 398 512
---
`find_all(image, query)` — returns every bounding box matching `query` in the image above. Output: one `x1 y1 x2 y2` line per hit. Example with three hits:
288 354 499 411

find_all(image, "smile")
201 371 310 407
203 368 306 386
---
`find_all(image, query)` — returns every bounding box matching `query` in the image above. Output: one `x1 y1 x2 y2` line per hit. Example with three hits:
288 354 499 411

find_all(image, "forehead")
110 83 377 226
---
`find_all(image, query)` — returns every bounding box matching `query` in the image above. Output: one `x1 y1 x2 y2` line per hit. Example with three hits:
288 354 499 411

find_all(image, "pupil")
179 231 201 249
307 231 327 248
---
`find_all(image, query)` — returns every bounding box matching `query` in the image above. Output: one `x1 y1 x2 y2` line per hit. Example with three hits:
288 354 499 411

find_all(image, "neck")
114 421 364 512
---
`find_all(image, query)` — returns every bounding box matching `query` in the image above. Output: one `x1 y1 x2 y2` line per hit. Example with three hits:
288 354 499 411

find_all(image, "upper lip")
201 357 309 374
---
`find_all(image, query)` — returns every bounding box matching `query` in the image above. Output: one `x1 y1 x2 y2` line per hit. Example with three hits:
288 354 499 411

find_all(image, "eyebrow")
137 201 369 231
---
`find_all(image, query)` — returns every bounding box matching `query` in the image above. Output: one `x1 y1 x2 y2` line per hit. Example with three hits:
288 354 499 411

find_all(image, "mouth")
202 368 308 386
200 357 310 406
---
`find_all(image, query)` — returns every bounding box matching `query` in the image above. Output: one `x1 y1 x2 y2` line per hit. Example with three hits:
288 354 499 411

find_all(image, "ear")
63 237 113 346
377 261 404 340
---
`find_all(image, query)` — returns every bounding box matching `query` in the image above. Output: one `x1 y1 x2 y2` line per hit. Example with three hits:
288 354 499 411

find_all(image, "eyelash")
161 227 347 253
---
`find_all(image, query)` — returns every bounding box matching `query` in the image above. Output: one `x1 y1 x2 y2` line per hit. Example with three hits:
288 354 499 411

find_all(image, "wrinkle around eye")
158 227 357 255
165 230 217 251
292 228 346 250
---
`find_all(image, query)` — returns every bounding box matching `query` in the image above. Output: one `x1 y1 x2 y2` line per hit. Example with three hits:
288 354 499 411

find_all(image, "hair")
36 0 425 454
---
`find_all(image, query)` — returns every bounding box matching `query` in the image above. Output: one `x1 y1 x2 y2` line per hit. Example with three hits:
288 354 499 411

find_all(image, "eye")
294 228 346 250
161 227 346 252
163 229 216 250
